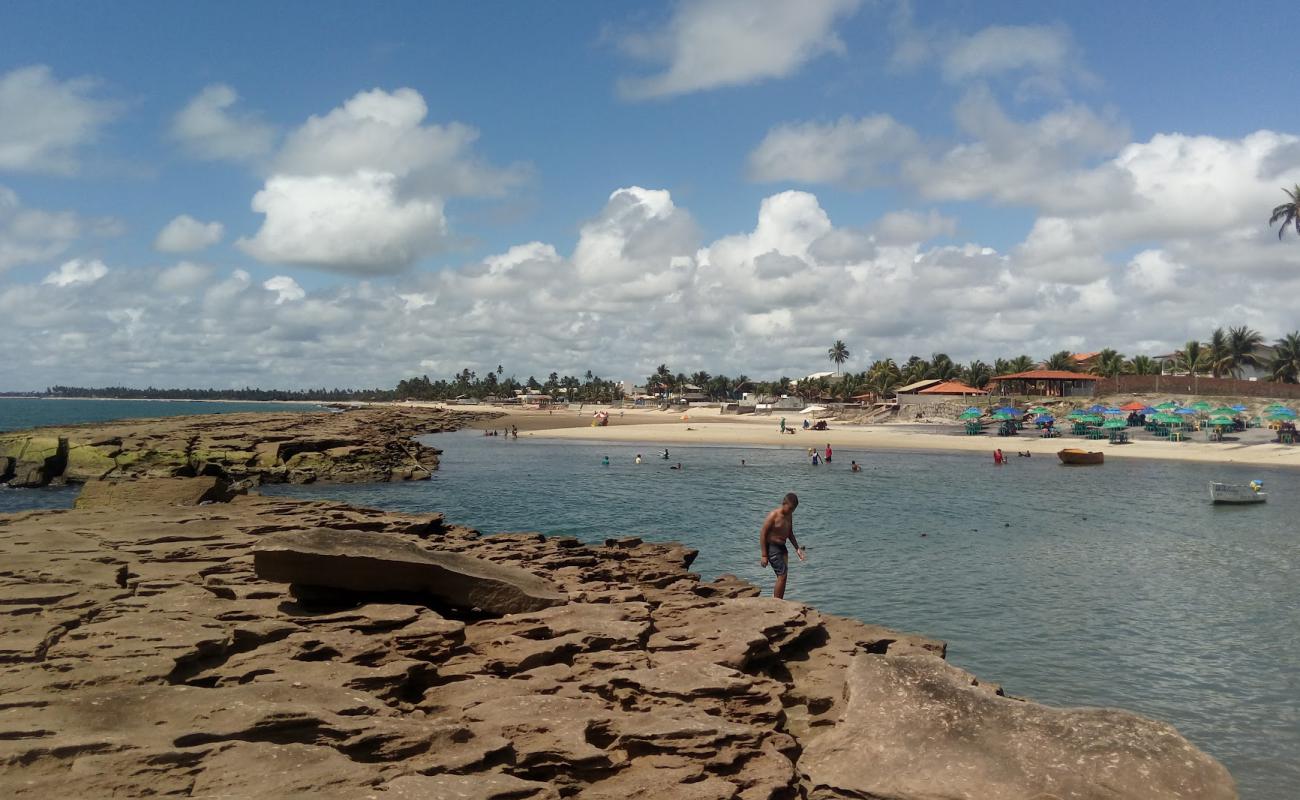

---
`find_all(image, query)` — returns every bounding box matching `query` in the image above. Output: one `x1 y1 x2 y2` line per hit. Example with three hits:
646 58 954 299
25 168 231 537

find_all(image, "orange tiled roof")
917 380 988 395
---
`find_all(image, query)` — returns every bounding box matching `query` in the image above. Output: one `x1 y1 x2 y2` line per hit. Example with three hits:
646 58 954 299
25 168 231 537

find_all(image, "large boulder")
800 653 1237 800
252 529 567 615
75 476 236 509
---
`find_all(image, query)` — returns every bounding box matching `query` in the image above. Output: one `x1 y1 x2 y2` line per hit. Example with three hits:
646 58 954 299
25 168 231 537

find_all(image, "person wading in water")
759 492 806 599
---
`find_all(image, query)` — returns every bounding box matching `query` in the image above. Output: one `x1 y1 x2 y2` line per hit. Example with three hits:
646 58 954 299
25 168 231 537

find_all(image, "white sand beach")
436 404 1300 469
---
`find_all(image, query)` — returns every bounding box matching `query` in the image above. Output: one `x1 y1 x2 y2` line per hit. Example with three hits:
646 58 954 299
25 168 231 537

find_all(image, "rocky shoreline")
0 473 1235 798
0 406 498 488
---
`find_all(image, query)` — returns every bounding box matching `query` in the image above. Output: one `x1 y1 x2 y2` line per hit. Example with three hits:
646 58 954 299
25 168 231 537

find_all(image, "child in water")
602 456 610 466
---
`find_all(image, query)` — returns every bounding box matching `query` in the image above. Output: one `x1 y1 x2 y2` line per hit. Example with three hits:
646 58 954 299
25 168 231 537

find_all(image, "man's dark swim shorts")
766 542 788 576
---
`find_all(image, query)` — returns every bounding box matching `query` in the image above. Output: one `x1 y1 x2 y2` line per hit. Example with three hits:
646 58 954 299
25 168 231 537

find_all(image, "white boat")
1209 481 1267 504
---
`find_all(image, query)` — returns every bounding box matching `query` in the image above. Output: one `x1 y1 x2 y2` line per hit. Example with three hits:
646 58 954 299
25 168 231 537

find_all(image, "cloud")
617 0 861 99
889 15 1088 96
748 88 1130 213
170 84 276 162
7 177 1300 391
0 65 120 174
241 87 525 275
747 115 921 188
0 186 119 272
262 275 305 304
273 87 526 197
41 258 108 287
154 214 224 252
941 24 1075 83
237 171 447 273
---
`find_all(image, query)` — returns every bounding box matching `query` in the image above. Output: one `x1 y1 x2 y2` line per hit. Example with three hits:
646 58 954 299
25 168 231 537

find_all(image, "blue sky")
2 1 1299 389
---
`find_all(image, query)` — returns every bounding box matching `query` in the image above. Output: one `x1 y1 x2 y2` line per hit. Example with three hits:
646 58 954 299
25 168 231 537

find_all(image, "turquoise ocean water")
0 397 324 433
3 415 1296 797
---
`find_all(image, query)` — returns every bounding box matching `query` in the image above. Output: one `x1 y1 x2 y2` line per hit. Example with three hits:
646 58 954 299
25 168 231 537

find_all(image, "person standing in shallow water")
760 493 806 599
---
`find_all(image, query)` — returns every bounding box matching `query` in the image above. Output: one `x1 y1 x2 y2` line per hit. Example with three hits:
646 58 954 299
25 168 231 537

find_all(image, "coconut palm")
1223 325 1265 378
1172 341 1209 375
865 370 900 400
827 340 850 374
1269 332 1300 382
1091 348 1127 393
1269 185 1300 240
928 353 960 380
1009 354 1035 373
1043 350 1076 371
1127 355 1158 375
901 356 929 384
1208 327 1230 378
963 360 992 389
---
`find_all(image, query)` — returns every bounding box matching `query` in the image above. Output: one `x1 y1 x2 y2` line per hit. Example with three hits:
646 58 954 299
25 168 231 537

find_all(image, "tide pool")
259 430 1298 799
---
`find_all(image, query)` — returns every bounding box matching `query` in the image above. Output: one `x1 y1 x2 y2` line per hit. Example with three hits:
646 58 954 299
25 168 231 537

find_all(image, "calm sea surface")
0 397 325 433
4 423 1297 797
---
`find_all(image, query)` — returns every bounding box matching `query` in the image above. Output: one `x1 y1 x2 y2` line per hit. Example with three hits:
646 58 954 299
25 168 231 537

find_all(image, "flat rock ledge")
0 405 497 488
0 489 1236 799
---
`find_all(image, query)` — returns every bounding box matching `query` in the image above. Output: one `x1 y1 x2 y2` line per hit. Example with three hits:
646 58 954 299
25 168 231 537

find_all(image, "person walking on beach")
780 417 786 433
760 493 806 599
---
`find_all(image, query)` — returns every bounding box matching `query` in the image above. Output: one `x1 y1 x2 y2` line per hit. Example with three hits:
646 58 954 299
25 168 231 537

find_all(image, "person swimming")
635 454 642 464
850 460 861 472
670 462 682 470
602 456 610 466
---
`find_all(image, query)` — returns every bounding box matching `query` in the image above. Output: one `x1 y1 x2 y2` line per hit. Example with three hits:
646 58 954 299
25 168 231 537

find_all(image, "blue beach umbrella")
1175 407 1197 415
1103 407 1124 415
1037 415 1055 424
1231 405 1247 412
1087 404 1107 413
1140 406 1158 414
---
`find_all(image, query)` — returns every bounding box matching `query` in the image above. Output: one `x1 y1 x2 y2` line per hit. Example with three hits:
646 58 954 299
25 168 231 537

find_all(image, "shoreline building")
988 370 1100 397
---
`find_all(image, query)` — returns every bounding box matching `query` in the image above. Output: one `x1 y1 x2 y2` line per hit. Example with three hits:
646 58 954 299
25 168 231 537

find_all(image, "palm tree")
1208 327 1230 378
1127 355 1158 375
865 370 900 400
901 356 929 384
927 353 959 380
1043 350 1076 371
827 340 850 374
1091 348 1127 393
963 360 992 389
1269 185 1300 240
1269 332 1300 382
1223 325 1265 378
1173 340 1210 394
1009 354 1035 373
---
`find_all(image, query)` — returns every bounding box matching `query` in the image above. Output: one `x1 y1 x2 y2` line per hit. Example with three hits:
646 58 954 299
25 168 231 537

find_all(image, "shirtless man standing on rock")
760 492 806 599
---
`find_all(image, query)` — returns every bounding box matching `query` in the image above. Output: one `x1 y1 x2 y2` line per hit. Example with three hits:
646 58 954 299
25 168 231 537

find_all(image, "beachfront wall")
1108 375 1300 399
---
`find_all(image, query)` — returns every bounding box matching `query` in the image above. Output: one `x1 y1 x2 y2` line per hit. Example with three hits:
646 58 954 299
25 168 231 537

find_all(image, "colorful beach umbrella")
1087 404 1107 413
1154 413 1181 424
1036 415 1055 424
1210 407 1236 416
1231 405 1247 412
1029 406 1051 415
1102 419 1126 428
1140 406 1158 414
1155 402 1179 410
1175 407 1197 415
1119 401 1146 412
1209 416 1234 427
1190 400 1213 412
959 409 981 420
1103 407 1124 415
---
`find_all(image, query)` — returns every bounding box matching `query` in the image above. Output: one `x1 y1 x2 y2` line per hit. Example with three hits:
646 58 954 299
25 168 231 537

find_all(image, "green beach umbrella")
959 409 981 420
1190 400 1212 412
1154 412 1181 424
1209 416 1234 427
1102 419 1126 428
1029 406 1051 414
993 410 1014 420
1155 402 1179 411
1210 406 1236 416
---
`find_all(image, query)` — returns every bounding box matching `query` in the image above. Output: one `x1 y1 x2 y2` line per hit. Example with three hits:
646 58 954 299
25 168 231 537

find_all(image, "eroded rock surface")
0 406 495 488
253 528 567 615
0 487 1237 799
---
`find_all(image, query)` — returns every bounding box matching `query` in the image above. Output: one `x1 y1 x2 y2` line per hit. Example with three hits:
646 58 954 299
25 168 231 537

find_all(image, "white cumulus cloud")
170 84 276 162
748 115 921 188
617 0 861 99
263 275 305 304
0 65 119 174
237 171 447 273
154 214 225 253
42 258 108 287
